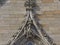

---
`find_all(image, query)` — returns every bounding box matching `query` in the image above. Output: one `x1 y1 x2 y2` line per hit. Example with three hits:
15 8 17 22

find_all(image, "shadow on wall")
31 0 40 15
0 0 7 6
33 0 40 11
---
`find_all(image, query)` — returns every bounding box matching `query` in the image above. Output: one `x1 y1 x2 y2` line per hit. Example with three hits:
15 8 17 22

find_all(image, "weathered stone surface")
0 0 60 45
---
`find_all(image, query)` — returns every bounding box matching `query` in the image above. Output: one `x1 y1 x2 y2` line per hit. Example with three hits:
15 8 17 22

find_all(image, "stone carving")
6 0 56 45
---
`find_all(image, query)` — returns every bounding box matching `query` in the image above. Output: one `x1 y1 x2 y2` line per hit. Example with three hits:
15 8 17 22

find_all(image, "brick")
42 0 54 3
37 10 60 19
43 10 60 15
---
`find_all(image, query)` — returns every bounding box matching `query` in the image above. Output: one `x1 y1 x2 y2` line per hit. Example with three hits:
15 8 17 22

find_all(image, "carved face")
0 0 7 6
